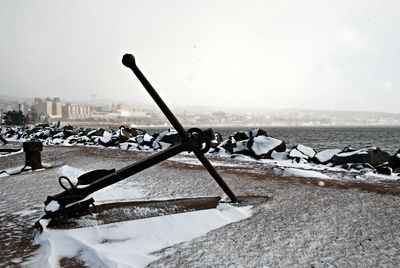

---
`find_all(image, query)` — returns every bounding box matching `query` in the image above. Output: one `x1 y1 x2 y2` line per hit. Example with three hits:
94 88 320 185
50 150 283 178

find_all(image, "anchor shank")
122 54 187 138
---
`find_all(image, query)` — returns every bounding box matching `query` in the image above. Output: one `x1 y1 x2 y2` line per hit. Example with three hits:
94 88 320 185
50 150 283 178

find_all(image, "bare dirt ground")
0 145 399 267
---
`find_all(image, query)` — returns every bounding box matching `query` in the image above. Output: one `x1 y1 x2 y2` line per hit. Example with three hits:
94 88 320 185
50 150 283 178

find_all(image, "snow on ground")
57 165 146 203
281 168 332 180
30 204 253 268
0 148 23 157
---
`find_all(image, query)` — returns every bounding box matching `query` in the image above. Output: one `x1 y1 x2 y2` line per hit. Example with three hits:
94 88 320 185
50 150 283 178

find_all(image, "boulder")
313 149 341 164
211 132 223 148
248 136 286 159
375 164 392 175
136 133 155 148
231 131 249 142
232 139 252 156
152 129 181 150
288 144 316 161
288 149 308 160
388 150 400 169
332 147 390 167
98 131 117 147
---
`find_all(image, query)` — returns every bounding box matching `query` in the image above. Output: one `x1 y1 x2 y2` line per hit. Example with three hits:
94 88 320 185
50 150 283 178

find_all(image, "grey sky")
1 0 399 113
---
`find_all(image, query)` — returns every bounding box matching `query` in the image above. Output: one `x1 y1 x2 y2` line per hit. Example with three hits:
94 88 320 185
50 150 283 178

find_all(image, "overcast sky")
1 0 399 113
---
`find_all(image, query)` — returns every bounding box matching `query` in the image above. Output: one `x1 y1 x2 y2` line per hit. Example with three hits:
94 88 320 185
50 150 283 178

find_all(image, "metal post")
23 141 43 170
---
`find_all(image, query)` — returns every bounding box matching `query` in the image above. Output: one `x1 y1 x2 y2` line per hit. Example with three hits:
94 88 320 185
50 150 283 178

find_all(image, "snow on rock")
288 148 308 160
248 136 286 159
219 131 250 154
332 147 390 167
313 149 342 164
98 131 115 147
232 139 251 155
289 144 316 161
44 200 60 213
296 144 316 158
31 204 253 268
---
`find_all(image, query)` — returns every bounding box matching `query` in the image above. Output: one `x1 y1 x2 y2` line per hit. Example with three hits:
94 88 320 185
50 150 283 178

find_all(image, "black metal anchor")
40 54 237 222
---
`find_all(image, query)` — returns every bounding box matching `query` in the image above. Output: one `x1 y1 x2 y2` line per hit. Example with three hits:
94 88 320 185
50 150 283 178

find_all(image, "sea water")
143 126 400 154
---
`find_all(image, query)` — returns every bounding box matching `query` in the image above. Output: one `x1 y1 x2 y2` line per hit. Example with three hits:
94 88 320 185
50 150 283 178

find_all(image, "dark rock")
219 137 236 154
63 129 75 139
249 128 268 138
375 164 392 175
152 129 181 150
119 127 133 143
211 132 223 148
332 147 390 167
344 163 375 171
231 131 249 142
388 150 400 169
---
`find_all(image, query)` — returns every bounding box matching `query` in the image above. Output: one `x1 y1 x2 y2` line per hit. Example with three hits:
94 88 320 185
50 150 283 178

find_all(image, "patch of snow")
91 181 146 203
57 166 86 185
31 204 253 268
361 171 400 182
44 201 60 212
233 140 249 153
143 133 153 142
282 168 332 180
271 151 289 160
100 131 112 143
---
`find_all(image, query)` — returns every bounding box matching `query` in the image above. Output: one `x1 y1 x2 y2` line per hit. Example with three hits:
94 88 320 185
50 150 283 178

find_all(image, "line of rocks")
1 124 399 176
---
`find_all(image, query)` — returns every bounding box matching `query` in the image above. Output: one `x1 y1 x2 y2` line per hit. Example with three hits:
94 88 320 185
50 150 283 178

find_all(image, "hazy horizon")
1 1 400 113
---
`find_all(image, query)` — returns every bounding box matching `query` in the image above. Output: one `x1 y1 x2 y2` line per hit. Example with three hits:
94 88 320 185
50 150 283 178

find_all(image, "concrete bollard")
23 141 43 170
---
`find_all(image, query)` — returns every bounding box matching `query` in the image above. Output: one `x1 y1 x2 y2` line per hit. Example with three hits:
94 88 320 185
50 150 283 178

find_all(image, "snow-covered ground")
31 204 253 268
0 145 399 267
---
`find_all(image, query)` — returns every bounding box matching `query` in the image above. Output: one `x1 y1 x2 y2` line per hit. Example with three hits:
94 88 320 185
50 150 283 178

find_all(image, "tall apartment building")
62 104 91 120
34 97 62 119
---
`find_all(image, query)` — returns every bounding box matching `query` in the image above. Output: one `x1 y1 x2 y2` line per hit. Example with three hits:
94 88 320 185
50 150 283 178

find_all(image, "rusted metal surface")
47 196 222 229
23 141 43 170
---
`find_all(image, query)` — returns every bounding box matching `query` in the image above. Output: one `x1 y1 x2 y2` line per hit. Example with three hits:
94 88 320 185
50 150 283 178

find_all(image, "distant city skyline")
1 1 400 113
